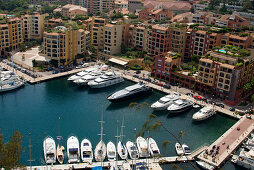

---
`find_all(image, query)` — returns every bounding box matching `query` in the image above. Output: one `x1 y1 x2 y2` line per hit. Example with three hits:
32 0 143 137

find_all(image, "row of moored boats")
43 136 160 164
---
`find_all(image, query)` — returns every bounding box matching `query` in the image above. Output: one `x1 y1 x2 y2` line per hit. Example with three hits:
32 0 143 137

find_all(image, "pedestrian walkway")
198 116 254 167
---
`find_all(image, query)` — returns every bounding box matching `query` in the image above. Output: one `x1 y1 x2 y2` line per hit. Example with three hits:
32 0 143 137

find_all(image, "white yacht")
231 149 254 169
151 92 181 110
126 141 139 160
147 137 160 157
167 99 193 113
43 136 56 164
88 72 124 88
94 140 106 162
74 71 102 85
107 82 152 102
80 139 93 163
136 136 149 158
175 143 184 156
192 106 216 121
117 141 128 160
67 136 80 163
67 67 96 81
0 78 24 93
107 141 116 161
196 161 215 170
182 144 191 155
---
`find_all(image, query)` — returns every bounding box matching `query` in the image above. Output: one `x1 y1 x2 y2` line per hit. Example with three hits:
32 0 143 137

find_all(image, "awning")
108 58 128 66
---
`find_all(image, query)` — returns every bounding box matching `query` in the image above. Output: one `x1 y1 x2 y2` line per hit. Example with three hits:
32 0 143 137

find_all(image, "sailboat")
56 117 64 164
94 112 106 162
117 117 128 160
0 70 24 93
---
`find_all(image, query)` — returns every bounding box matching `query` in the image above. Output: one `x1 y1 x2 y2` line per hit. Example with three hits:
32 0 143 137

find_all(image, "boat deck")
197 116 254 167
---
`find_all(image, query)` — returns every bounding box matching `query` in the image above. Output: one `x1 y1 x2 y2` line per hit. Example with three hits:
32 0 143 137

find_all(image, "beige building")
0 24 10 55
90 17 106 51
104 23 123 55
133 26 148 51
43 26 89 66
7 18 23 51
170 27 186 57
22 13 48 41
54 4 87 17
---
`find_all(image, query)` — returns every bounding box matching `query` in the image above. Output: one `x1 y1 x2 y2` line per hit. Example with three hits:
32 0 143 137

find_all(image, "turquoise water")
219 49 227 53
0 78 237 168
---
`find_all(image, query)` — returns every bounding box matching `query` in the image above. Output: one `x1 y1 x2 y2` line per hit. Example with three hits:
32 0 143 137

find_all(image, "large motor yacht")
107 82 152 102
73 71 102 85
67 67 96 81
43 136 56 164
167 99 193 113
192 106 216 121
231 149 254 169
88 72 124 88
151 92 181 110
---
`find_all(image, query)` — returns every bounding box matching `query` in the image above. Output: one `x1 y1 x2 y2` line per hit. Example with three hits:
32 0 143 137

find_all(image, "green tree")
0 131 25 169
191 54 199 64
251 94 254 103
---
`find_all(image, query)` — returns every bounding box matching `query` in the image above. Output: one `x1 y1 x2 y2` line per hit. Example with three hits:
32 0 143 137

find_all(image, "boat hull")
168 105 192 114
0 81 24 93
89 78 124 88
108 88 152 102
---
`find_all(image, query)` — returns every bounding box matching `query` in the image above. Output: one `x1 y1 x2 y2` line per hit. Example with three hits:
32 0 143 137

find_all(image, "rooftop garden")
212 45 251 58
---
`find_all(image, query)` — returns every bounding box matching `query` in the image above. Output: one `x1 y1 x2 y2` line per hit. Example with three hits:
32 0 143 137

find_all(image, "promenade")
0 62 90 84
198 116 254 167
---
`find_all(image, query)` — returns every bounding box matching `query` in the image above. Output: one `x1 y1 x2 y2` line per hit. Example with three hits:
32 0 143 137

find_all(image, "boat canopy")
69 148 78 152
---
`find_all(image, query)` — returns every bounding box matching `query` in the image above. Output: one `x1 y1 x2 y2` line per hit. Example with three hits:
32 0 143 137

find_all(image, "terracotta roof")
200 58 213 63
0 24 8 28
152 9 163 14
229 34 248 41
152 24 168 31
220 14 230 21
196 30 206 35
144 0 191 11
220 63 235 69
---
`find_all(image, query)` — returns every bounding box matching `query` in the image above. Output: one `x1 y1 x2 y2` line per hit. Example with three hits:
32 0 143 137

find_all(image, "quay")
119 73 241 119
197 116 254 168
0 62 90 84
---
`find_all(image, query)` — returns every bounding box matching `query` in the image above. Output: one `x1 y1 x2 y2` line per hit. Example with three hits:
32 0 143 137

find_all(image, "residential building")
192 11 216 25
147 24 171 57
0 24 10 55
237 12 254 26
103 23 123 55
44 18 65 28
22 13 48 41
90 17 106 51
53 4 87 17
138 7 173 21
115 0 128 9
170 12 193 23
217 12 250 29
221 33 251 49
7 18 23 51
170 26 187 57
132 26 148 51
193 2 209 12
128 0 143 13
29 0 68 4
43 26 88 66
219 3 243 12
196 48 254 105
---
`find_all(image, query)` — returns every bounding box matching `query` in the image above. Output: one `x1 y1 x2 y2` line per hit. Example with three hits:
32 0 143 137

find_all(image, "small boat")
182 144 191 155
88 72 124 88
94 140 106 162
107 82 152 102
67 136 80 163
193 104 200 108
136 136 149 158
107 141 116 161
147 137 160 157
56 144 64 164
175 143 184 156
80 139 93 163
43 136 56 164
117 141 128 160
196 161 215 170
192 106 216 121
126 141 139 160
167 99 193 113
151 92 181 110
136 162 149 170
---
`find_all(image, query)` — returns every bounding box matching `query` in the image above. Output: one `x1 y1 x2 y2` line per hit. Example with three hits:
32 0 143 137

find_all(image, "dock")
0 62 90 84
120 73 241 119
197 116 254 167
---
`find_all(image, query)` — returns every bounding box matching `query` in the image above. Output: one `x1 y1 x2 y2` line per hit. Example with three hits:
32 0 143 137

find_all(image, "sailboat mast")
115 120 119 167
120 116 125 142
100 111 104 141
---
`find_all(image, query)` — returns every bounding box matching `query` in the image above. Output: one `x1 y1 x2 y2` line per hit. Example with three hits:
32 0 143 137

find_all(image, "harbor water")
0 78 239 169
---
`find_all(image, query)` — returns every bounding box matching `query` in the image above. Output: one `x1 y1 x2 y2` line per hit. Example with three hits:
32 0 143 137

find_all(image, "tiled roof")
144 0 191 11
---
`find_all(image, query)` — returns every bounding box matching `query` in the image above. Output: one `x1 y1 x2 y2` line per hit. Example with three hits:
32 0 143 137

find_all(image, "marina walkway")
120 73 241 119
198 116 254 167
0 62 90 84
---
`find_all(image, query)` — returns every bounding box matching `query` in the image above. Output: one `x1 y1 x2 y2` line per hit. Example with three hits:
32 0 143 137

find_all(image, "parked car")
170 82 179 86
133 75 139 78
145 78 152 82
186 93 193 97
229 107 235 111
52 70 59 74
194 96 202 100
157 83 163 86
82 63 89 68
163 84 171 89
59 65 64 69
46 67 54 71
216 103 224 108
136 70 141 74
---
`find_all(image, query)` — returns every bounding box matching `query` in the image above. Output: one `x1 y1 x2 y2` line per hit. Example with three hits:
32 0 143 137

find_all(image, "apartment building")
104 24 123 55
217 12 250 29
0 24 10 55
43 26 88 66
152 51 181 81
128 0 143 13
115 0 128 9
54 4 87 17
221 33 251 49
139 8 173 21
170 27 186 57
90 17 106 51
44 18 64 29
22 13 48 41
29 0 68 4
147 25 171 57
7 18 23 51
196 49 253 105
132 26 148 51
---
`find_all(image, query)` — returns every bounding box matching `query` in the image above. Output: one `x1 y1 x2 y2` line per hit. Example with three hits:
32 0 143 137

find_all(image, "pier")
197 116 254 167
0 62 90 84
